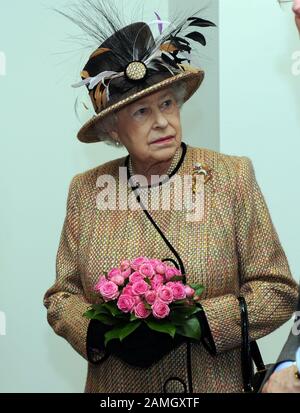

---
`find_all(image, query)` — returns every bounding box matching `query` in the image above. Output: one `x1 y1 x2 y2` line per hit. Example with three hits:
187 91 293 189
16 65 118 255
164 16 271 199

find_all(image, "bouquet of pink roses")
84 256 204 348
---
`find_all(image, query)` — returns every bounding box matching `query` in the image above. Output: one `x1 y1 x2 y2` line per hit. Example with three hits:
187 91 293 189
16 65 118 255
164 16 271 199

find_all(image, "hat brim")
77 69 204 143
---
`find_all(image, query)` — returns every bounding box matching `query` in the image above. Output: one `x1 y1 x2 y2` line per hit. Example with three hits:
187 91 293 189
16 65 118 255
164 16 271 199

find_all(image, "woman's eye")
134 108 148 117
162 99 173 108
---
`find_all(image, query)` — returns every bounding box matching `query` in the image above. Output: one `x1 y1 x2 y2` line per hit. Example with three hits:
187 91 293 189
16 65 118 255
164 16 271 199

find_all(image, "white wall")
170 0 219 150
220 0 300 364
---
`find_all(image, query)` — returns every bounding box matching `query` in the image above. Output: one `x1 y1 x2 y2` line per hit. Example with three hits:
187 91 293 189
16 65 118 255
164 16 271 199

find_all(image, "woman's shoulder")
70 154 127 193
187 146 257 199
187 145 253 178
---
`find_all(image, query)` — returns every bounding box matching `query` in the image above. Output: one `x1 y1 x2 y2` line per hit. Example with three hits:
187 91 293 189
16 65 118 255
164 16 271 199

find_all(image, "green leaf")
172 300 186 305
102 302 123 317
83 309 96 319
196 285 204 293
145 319 176 338
93 302 129 324
169 275 184 282
92 304 110 316
176 317 201 340
130 313 138 322
189 283 204 290
170 306 201 323
104 321 141 346
189 285 205 296
93 313 117 326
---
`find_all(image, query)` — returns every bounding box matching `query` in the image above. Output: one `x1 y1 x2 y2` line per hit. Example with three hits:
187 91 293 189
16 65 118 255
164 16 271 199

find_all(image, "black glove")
86 319 111 364
195 303 216 356
86 319 186 368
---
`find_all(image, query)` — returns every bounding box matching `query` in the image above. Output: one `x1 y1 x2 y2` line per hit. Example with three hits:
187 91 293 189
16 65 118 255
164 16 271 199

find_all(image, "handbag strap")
250 341 265 372
238 296 266 392
238 296 253 392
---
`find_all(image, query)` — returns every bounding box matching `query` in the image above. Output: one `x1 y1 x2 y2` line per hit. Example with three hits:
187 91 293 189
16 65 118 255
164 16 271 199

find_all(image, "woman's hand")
262 365 300 393
293 0 300 33
106 323 186 368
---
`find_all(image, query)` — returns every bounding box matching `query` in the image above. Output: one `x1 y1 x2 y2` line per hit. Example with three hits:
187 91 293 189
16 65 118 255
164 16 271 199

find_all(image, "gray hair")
100 82 187 148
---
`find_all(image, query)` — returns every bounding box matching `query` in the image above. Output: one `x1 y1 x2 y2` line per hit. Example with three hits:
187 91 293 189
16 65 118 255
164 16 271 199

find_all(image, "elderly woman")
44 2 298 393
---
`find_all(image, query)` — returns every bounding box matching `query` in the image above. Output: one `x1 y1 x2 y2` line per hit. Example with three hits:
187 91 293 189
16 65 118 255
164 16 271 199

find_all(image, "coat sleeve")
200 157 299 354
43 175 98 361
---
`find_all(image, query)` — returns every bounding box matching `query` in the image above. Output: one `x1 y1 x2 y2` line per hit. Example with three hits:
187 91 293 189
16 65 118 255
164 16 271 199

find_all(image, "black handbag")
238 296 267 393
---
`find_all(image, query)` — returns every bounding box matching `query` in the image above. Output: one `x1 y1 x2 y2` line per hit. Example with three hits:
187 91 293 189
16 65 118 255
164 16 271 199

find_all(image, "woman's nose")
153 109 169 128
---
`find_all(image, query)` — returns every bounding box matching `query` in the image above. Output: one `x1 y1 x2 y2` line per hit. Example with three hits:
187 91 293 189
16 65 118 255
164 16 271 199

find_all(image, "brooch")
192 162 212 194
125 61 148 81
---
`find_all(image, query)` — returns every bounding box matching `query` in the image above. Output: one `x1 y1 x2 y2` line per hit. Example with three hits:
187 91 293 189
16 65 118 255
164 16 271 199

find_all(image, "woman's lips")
151 136 175 144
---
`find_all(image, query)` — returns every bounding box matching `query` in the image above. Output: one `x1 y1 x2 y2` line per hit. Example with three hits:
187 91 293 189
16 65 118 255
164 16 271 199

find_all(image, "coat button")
163 377 187 393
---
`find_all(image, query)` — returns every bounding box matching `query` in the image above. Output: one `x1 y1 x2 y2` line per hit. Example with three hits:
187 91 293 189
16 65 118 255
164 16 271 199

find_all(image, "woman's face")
110 88 182 166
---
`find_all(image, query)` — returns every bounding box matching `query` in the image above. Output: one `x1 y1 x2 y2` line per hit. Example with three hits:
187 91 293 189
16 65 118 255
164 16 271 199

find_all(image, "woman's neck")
129 145 182 185
131 159 172 182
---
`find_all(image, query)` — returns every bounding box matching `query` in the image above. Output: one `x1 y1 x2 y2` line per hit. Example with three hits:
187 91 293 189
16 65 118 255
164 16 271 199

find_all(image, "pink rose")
122 284 133 296
99 281 119 302
148 259 160 267
144 290 157 305
139 263 155 279
165 267 182 281
132 280 149 295
185 285 195 298
155 263 166 275
134 302 151 319
152 300 170 319
131 256 149 271
129 271 144 284
107 267 121 280
151 274 164 290
157 286 173 304
167 282 186 300
134 295 142 305
110 274 125 286
117 294 135 313
94 276 107 292
120 260 131 271
121 268 132 279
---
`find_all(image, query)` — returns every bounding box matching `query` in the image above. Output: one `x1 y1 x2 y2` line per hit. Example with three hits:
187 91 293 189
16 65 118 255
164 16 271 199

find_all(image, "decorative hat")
58 1 216 143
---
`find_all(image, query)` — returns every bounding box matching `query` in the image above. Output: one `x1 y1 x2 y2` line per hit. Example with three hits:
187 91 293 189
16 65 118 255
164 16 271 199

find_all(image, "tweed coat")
43 142 298 393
